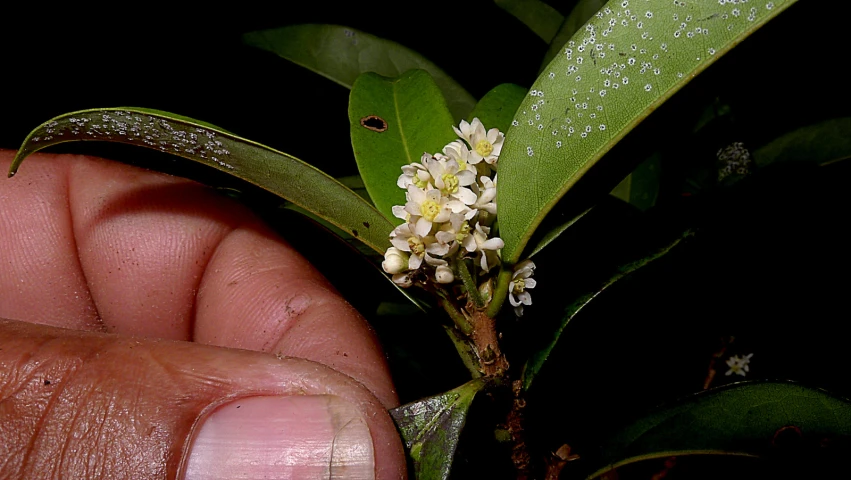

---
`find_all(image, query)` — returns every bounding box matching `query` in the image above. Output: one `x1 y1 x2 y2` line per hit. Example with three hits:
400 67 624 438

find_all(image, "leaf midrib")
391 78 413 165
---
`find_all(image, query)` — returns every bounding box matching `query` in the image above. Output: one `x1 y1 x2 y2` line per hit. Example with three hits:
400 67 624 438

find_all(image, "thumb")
0 319 406 480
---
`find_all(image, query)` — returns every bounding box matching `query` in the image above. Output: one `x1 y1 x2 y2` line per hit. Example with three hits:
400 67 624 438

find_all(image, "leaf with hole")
582 381 851 479
522 229 693 390
9 108 394 255
390 378 488 480
497 0 797 263
243 24 475 120
467 83 528 134
349 70 459 222
494 0 565 42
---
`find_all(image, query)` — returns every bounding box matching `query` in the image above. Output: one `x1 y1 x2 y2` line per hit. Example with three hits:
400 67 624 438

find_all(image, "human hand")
0 151 406 479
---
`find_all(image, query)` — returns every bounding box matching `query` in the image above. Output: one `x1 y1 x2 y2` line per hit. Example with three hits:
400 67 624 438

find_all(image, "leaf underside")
498 0 797 263
522 229 693 390
9 108 394 254
244 24 476 120
390 378 487 480
583 381 851 479
349 70 459 222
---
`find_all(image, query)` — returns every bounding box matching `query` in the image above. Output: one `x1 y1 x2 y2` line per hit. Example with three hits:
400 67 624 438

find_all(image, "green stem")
436 288 474 335
454 258 484 308
485 267 513 318
442 325 482 379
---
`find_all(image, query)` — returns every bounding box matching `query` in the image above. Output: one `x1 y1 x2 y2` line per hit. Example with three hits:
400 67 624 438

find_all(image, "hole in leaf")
352 229 359 237
362 221 370 228
360 115 388 132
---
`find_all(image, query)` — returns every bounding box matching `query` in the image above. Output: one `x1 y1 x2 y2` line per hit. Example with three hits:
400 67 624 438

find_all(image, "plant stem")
442 325 483 379
507 380 532 480
486 267 513 318
468 308 509 377
454 257 484 308
435 288 474 335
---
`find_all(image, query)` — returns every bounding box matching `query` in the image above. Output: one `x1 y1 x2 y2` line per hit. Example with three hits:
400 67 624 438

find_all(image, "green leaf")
243 24 476 120
583 381 851 479
495 0 565 42
467 83 528 134
9 108 394 255
390 378 489 480
608 153 662 211
349 70 458 222
540 0 607 69
498 0 797 263
753 117 851 167
522 229 693 390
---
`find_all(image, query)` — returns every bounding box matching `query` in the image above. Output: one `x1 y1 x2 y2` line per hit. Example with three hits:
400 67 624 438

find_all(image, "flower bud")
392 273 413 288
382 247 409 274
434 265 454 284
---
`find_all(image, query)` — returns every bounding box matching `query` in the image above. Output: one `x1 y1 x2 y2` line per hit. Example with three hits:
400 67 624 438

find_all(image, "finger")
0 318 407 480
0 151 398 407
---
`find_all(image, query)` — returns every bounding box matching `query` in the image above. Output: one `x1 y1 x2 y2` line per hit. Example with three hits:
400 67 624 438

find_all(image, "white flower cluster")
382 118 505 285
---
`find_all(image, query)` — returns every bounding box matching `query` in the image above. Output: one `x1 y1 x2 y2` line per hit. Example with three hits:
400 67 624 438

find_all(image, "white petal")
435 230 455 245
481 237 504 250
415 217 432 237
453 187 478 205
517 291 532 305
508 291 520 307
426 242 450 256
392 205 408 220
408 252 423 270
462 235 477 252
456 170 476 186
407 184 426 203
424 253 448 266
433 209 451 223
524 278 537 289
390 236 410 251
397 174 412 189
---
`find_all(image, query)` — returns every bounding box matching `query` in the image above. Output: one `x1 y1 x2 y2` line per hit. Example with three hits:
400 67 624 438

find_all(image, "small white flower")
725 353 753 377
453 118 504 166
472 223 504 272
442 140 479 172
471 175 497 216
404 185 452 236
389 222 435 270
397 154 433 189
424 156 478 205
381 247 409 274
435 212 475 253
509 260 537 317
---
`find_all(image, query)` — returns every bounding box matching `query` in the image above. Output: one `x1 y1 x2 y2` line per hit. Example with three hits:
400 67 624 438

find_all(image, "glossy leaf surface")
9 108 394 254
584 381 851 479
244 24 475 120
467 83 528 134
390 378 488 480
349 70 458 222
498 0 797 262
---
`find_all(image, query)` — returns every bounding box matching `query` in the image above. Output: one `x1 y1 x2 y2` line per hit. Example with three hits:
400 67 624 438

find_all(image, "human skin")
0 151 406 479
